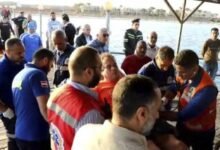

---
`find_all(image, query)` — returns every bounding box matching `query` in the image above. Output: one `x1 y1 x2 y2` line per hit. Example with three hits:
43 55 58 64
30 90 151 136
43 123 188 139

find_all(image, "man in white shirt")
72 75 161 150
47 12 61 50
146 31 159 59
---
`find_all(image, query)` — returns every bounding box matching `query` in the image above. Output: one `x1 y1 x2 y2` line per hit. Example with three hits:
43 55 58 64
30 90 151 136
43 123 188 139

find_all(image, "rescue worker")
47 46 104 150
0 38 25 150
12 49 54 150
161 50 218 150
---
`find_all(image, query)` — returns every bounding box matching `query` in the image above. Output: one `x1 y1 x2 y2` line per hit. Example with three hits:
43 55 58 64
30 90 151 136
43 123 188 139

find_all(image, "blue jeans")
203 62 218 80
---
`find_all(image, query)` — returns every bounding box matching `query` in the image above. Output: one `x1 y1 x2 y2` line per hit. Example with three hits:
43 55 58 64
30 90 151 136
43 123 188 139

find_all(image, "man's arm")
36 95 49 121
9 23 15 35
161 86 218 121
178 86 217 121
31 72 50 122
201 40 208 57
124 30 130 51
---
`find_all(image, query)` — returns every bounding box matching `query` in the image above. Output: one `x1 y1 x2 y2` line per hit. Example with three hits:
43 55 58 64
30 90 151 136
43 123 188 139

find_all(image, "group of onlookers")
0 11 219 150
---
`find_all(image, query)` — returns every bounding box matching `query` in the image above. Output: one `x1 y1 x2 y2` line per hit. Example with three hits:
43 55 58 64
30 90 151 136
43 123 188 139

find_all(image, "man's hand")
160 111 178 121
2 108 14 119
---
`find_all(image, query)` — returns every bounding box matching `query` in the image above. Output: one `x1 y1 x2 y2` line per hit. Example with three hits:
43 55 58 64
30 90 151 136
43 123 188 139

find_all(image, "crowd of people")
0 10 219 150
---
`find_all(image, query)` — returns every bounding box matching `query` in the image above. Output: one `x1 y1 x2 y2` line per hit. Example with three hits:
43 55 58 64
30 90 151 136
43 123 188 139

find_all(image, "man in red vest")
47 46 104 150
161 50 218 150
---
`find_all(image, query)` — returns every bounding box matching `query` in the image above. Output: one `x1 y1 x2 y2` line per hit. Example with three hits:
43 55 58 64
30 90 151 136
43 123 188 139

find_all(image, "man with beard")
0 38 25 150
12 49 54 150
47 46 104 150
72 75 161 150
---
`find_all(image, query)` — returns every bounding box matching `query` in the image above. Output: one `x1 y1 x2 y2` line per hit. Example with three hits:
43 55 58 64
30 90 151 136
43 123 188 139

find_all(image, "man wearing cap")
62 13 76 46
124 18 143 56
21 21 42 62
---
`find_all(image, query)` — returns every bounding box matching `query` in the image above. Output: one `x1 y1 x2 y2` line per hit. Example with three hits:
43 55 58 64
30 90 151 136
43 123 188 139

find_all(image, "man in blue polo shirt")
12 49 54 150
21 21 42 62
0 38 25 150
138 46 175 96
52 29 74 86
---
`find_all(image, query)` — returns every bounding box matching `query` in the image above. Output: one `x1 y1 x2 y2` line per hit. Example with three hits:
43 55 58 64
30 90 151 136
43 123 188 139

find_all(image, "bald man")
146 31 159 59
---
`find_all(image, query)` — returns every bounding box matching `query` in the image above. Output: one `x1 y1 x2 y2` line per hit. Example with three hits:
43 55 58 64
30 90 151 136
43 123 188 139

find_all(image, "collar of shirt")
103 120 148 146
68 80 98 100
25 63 40 70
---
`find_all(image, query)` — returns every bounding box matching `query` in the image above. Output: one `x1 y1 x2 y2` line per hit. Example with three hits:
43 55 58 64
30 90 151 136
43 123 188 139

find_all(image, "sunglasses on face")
103 33 109 37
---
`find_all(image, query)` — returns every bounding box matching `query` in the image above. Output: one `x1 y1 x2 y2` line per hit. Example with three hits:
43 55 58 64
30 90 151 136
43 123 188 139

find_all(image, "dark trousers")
16 138 51 150
1 115 19 150
177 123 215 150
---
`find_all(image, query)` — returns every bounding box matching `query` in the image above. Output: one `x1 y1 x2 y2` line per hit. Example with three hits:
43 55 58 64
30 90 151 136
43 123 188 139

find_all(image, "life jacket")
179 70 217 131
47 84 103 150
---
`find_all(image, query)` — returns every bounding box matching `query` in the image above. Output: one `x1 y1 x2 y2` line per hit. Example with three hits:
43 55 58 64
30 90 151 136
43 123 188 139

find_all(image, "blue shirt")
0 55 25 109
12 64 50 141
138 59 175 94
54 44 74 86
89 39 108 54
177 67 218 122
21 33 42 62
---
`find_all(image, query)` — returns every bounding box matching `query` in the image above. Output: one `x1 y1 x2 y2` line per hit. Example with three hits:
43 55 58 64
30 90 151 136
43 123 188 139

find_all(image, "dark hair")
68 46 99 76
112 75 158 119
62 14 69 22
174 49 198 69
33 48 54 62
211 27 218 32
158 46 175 60
51 11 55 15
136 40 147 49
5 38 22 50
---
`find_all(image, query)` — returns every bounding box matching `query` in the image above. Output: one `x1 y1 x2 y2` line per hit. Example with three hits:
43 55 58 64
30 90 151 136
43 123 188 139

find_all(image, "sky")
1 0 220 14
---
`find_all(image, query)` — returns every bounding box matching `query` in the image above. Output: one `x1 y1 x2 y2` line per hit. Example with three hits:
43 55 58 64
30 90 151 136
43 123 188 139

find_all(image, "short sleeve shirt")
12 63 50 141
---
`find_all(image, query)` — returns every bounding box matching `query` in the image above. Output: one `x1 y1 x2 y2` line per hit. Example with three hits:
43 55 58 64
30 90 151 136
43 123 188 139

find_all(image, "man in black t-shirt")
62 13 76 46
12 12 26 37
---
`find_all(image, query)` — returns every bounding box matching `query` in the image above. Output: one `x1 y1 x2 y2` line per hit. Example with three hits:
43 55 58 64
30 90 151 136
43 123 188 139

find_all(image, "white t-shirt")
146 44 159 59
72 120 148 150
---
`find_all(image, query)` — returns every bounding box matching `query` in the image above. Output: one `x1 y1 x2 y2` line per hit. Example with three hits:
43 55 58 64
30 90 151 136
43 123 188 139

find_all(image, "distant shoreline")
10 9 219 24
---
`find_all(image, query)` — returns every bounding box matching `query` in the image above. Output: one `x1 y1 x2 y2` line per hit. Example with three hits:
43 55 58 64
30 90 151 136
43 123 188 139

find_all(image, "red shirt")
121 55 151 74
